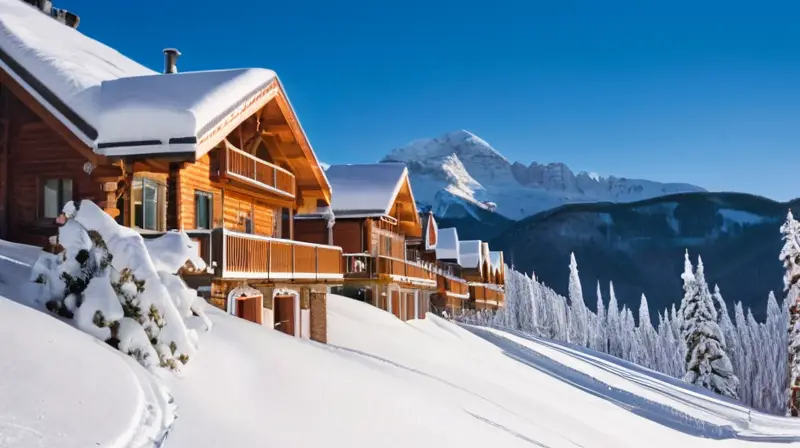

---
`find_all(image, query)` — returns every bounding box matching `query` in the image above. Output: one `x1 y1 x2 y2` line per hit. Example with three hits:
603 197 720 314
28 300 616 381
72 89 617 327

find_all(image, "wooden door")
274 295 295 336
391 291 401 319
235 295 261 324
405 293 415 321
418 294 426 319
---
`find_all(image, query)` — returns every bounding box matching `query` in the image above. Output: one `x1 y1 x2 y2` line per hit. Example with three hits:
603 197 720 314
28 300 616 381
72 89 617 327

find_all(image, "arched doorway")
227 285 264 325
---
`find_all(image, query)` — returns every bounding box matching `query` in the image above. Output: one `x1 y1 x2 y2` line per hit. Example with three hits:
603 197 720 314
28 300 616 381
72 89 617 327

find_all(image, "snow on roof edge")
0 56 95 148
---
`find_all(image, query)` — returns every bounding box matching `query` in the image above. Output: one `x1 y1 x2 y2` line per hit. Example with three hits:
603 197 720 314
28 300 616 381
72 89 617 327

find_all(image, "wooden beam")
0 70 96 164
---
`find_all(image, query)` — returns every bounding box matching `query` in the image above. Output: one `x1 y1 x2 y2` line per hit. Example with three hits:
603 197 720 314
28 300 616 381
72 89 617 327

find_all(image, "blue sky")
65 0 799 200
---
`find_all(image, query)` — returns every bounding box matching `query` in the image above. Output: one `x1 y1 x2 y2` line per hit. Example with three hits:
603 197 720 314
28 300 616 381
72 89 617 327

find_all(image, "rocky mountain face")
484 192 799 322
382 130 705 221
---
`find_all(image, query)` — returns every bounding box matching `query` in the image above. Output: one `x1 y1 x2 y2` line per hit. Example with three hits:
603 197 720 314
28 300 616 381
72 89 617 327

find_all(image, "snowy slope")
3 241 800 447
382 130 704 220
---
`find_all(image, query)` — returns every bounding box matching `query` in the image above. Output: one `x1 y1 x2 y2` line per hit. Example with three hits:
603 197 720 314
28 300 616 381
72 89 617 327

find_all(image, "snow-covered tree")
567 253 589 346
678 253 740 399
594 281 607 352
607 282 623 358
31 200 210 371
637 294 657 369
780 210 800 416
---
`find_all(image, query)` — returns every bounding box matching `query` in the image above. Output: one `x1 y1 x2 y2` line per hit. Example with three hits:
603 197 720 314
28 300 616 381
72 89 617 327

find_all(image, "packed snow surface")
382 130 705 220
3 236 800 447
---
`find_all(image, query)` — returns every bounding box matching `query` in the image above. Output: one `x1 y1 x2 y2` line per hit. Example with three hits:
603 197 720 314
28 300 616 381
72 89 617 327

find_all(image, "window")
243 216 253 234
132 177 165 231
42 178 73 219
195 191 213 229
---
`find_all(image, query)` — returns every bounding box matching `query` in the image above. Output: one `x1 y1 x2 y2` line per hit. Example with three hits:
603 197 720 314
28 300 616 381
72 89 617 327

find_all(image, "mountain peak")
382 130 705 220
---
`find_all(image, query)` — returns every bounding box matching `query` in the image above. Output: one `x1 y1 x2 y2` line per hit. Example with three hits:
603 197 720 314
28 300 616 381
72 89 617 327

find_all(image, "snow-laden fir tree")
594 281 607 352
780 210 800 416
713 286 742 395
637 294 658 369
678 252 740 399
607 282 623 358
567 253 589 346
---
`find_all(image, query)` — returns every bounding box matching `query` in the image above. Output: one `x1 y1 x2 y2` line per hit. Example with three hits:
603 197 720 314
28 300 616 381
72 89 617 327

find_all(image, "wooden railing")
342 254 437 286
436 273 469 298
212 228 342 280
469 283 505 303
375 256 436 285
222 144 296 198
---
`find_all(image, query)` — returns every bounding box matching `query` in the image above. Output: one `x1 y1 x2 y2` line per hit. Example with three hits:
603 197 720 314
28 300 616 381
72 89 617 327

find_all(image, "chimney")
163 48 181 74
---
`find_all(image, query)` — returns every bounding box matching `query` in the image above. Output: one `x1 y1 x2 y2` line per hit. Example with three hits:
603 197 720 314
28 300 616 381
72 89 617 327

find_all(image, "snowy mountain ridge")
381 130 705 220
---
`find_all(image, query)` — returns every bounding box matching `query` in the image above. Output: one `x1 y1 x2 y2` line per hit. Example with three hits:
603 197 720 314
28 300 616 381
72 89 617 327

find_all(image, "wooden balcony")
211 228 342 281
469 282 505 304
437 274 470 299
342 254 437 287
221 143 296 199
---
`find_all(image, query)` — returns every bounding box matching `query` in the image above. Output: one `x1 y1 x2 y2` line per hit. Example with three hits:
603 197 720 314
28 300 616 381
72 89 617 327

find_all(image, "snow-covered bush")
31 200 211 371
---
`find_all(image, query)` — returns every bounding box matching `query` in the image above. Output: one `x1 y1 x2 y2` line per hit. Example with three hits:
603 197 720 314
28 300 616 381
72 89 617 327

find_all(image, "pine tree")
679 253 740 400
780 210 800 416
568 253 588 346
734 301 754 405
607 282 623 358
595 281 607 352
637 294 657 369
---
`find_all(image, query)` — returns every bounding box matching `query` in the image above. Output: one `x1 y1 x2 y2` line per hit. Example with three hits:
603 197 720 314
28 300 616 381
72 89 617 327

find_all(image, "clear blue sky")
65 0 799 200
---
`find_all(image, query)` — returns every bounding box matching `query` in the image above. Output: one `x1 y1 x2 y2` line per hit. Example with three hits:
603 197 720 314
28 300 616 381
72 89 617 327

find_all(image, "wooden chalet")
430 227 471 314
0 1 342 342
296 163 438 321
460 240 505 310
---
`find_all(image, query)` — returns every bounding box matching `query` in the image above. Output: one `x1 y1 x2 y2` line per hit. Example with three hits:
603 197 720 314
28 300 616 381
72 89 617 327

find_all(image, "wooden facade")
304 166 440 321
0 51 343 343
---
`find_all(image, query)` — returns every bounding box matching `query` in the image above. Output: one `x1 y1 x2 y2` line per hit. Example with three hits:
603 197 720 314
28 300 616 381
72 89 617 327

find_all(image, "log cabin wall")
331 219 365 254
175 151 280 237
175 154 223 230
293 218 328 246
3 95 100 245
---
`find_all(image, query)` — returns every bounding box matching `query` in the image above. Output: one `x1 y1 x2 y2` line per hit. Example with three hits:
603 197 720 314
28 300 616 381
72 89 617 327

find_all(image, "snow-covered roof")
325 163 409 217
489 251 503 272
0 0 285 160
459 240 483 269
436 227 460 262
95 68 278 156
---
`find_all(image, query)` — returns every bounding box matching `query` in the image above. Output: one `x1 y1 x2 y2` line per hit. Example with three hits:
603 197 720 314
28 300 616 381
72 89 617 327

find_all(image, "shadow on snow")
461 325 800 443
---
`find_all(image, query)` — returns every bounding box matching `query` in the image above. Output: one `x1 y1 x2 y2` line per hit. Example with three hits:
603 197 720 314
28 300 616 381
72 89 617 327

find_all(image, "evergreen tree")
607 282 623 358
734 301 754 406
780 210 800 416
595 281 607 352
712 285 743 398
637 294 657 369
679 253 740 400
568 253 588 346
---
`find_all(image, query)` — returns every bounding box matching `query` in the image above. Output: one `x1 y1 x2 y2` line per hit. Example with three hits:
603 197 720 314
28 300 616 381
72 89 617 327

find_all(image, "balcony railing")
437 274 470 299
342 254 437 287
212 228 342 280
222 143 296 198
469 282 505 303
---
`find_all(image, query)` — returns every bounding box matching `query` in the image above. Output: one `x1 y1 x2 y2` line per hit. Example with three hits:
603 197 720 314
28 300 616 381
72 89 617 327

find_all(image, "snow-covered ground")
2 241 800 447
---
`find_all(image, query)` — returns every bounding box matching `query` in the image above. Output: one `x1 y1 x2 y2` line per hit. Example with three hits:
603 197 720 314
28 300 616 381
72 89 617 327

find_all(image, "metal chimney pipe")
163 48 181 74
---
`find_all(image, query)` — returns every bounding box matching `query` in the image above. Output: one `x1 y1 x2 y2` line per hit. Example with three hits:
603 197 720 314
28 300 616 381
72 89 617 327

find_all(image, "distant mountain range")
468 192 795 322
381 130 704 221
